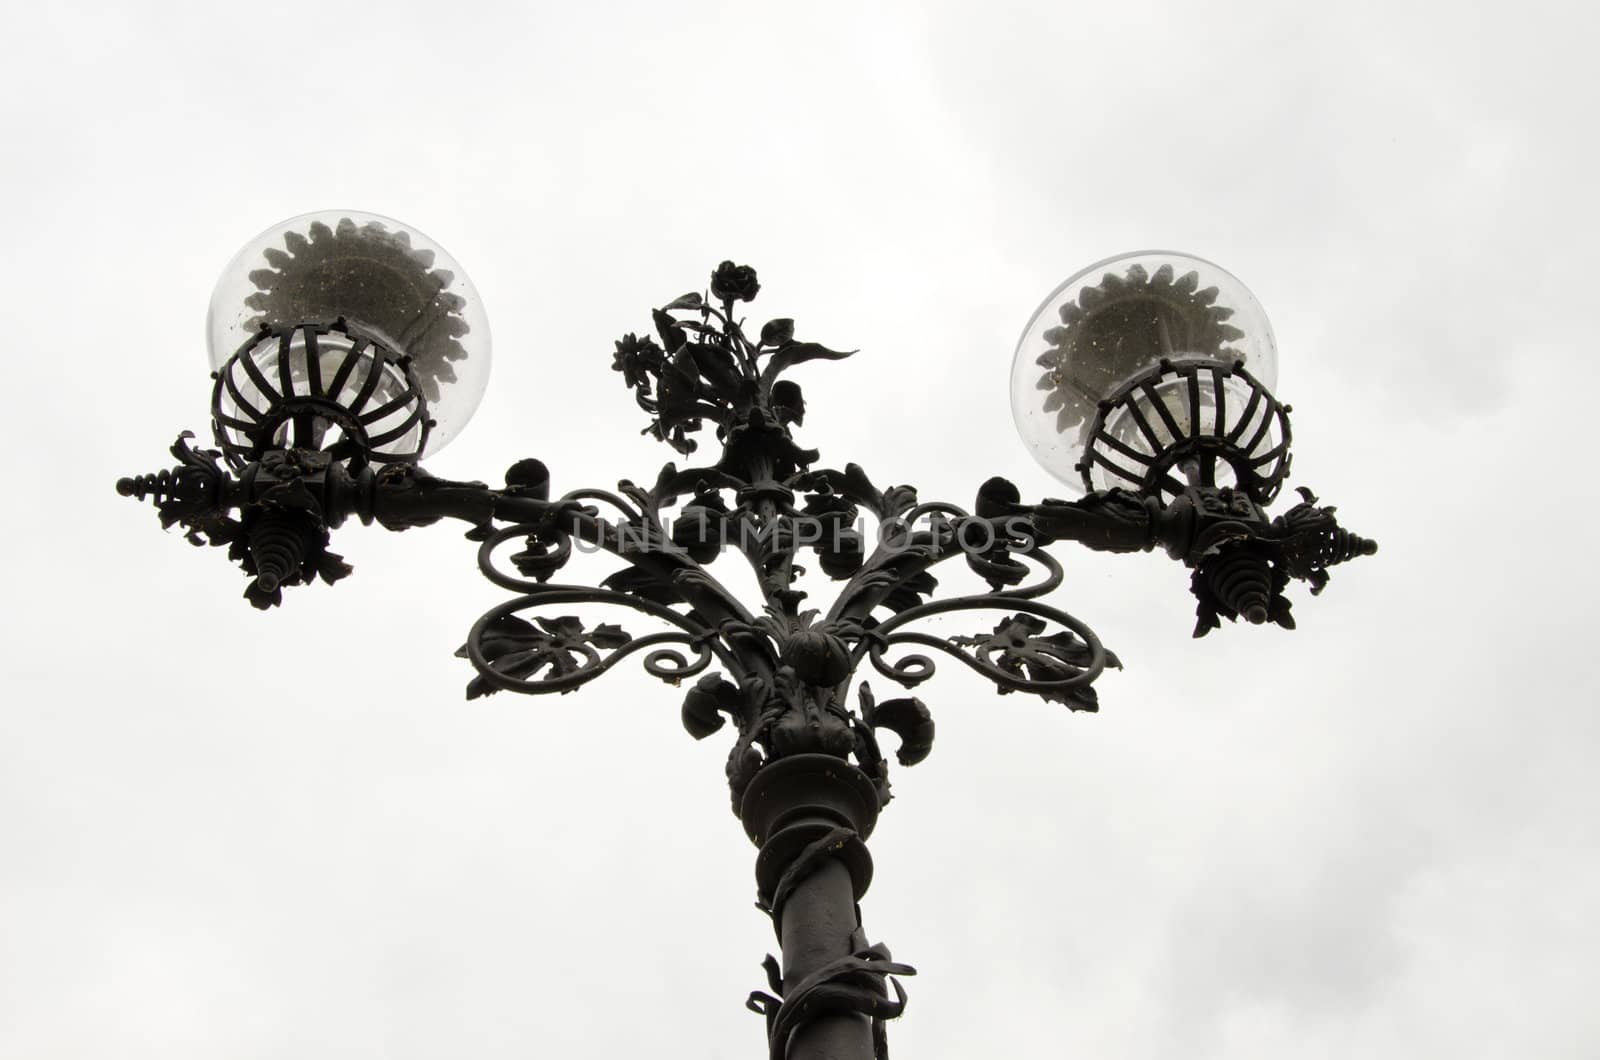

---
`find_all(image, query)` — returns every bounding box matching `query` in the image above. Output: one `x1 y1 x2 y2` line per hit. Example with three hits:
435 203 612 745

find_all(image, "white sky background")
2 1 1596 1056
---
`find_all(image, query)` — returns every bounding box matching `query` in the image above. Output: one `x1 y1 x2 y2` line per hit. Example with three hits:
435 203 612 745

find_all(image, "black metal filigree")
117 432 233 545
458 585 727 698
1077 358 1292 504
1181 485 1377 636
949 614 1119 712
118 435 353 608
458 614 633 698
211 320 432 471
862 597 1116 705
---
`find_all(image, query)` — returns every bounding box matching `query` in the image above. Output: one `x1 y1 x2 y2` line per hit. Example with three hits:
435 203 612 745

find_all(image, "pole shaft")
740 754 888 1060
780 858 874 1060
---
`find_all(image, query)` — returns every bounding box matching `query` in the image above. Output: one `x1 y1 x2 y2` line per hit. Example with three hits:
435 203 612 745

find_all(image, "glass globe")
206 210 490 458
1010 250 1277 493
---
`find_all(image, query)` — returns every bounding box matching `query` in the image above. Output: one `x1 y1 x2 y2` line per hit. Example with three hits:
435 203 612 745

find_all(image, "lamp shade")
1011 251 1278 495
205 210 490 466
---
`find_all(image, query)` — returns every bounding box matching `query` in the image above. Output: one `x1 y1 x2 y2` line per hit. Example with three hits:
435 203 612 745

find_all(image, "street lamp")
117 211 1376 1059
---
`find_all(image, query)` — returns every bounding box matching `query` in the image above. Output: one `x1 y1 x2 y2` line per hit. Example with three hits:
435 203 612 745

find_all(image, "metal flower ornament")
117 216 1376 1060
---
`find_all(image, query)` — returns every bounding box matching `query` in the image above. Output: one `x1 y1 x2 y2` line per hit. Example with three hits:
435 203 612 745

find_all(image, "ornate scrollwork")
862 596 1118 713
948 613 1117 711
461 614 633 698
458 588 726 698
118 260 1373 808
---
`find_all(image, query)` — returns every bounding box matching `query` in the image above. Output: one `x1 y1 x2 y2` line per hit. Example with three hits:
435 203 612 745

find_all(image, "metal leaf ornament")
458 615 633 698
1035 262 1247 436
243 216 472 406
950 614 1122 712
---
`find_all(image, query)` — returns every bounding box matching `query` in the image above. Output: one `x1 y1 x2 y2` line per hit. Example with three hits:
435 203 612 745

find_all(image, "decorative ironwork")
211 319 432 471
609 264 850 461
747 942 913 1060
115 434 353 608
458 587 722 698
119 262 1380 766
116 431 232 543
737 753 911 1060
1184 485 1378 636
1078 358 1292 504
115 258 1378 1060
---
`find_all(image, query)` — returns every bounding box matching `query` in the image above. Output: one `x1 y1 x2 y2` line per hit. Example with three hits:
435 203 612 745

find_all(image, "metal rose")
710 260 761 303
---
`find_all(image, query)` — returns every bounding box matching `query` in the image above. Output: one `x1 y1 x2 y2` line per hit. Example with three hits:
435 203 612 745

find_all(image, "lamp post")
117 211 1376 1059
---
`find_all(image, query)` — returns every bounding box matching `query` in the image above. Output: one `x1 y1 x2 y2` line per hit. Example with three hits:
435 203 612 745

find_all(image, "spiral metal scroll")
464 517 750 698
966 533 1065 600
461 586 733 697
858 593 1116 710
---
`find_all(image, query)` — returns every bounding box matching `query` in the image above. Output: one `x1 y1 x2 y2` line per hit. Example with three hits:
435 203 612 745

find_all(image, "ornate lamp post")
117 212 1376 1059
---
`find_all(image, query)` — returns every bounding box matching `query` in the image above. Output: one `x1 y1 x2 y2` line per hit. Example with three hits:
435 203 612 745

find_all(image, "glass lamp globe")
1010 250 1278 495
206 210 490 467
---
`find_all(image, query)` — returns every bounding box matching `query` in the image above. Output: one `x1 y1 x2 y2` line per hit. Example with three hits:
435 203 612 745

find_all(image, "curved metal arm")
117 437 766 635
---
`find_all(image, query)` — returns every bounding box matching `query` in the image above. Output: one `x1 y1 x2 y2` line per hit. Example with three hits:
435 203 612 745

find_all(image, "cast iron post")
741 755 902 1059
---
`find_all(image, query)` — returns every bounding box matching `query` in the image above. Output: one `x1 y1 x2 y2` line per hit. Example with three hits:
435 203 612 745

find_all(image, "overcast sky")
3 1 1597 1057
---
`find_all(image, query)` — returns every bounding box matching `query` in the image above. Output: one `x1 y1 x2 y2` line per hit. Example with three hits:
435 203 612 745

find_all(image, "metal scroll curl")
966 534 1064 600
477 520 583 593
907 510 1066 601
477 497 756 628
559 487 645 524
475 485 656 595
459 586 738 698
859 595 1117 712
